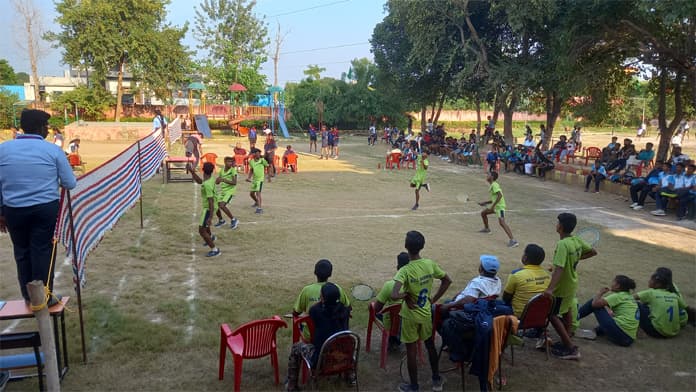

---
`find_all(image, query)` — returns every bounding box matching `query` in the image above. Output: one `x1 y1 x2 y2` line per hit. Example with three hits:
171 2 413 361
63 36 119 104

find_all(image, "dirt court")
0 133 694 391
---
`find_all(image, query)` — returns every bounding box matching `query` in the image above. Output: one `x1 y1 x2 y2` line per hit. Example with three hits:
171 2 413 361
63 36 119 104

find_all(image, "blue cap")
480 255 500 273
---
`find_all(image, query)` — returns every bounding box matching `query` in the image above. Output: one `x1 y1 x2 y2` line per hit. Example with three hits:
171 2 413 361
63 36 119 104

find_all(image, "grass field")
1 131 695 391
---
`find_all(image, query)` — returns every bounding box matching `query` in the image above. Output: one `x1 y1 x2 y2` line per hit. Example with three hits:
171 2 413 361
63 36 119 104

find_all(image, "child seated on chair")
285 283 351 392
440 255 501 312
282 145 297 171
374 252 410 351
233 142 246 156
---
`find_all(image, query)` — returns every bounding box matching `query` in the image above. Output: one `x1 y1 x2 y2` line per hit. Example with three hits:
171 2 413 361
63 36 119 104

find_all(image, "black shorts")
310 135 317 141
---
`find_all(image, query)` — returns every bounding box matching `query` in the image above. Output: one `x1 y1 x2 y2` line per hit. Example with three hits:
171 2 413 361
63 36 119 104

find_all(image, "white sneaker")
633 205 643 210
629 202 639 208
651 209 666 216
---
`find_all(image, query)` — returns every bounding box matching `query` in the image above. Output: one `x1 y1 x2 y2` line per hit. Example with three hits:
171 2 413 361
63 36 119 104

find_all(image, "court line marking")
239 206 606 225
185 182 199 343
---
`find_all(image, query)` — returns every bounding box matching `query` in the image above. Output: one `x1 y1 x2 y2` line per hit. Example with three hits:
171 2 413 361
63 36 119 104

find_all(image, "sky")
0 0 387 87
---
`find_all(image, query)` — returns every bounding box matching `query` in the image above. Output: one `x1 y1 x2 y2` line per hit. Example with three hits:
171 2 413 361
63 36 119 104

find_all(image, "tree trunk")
433 91 447 125
14 0 42 108
502 91 518 145
475 97 481 136
115 58 125 122
492 88 502 124
545 90 563 150
420 106 426 132
656 68 684 161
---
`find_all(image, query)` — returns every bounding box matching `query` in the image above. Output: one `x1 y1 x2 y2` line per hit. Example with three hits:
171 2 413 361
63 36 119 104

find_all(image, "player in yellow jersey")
214 156 239 229
392 231 451 392
188 162 220 257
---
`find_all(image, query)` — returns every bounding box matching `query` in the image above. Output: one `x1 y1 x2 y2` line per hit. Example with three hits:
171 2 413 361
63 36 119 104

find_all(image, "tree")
372 0 462 131
0 60 19 85
617 0 696 160
0 90 20 128
193 0 269 99
50 86 114 121
303 65 326 82
13 0 45 108
47 0 190 121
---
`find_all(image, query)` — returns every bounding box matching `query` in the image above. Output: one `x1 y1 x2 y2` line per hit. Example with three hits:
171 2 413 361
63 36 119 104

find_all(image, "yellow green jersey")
489 181 506 211
604 291 639 339
393 258 446 323
249 158 269 182
637 288 688 337
552 236 592 298
218 166 238 194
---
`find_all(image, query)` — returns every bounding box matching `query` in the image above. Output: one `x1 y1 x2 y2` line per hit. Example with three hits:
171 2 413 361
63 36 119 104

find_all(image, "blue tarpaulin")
0 85 25 100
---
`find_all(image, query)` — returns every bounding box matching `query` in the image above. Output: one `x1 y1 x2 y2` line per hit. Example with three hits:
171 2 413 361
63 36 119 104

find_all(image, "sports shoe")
650 209 666 216
551 345 581 360
432 376 445 392
214 219 226 227
576 328 597 340
508 239 519 248
523 329 542 339
255 208 263 214
424 183 431 192
629 202 639 208
535 337 552 350
633 205 643 210
398 383 419 392
230 218 239 230
411 204 419 211
251 203 258 208
206 248 221 257
478 228 491 233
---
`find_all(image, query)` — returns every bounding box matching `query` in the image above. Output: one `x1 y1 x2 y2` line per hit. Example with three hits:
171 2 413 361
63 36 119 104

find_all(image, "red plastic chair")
366 302 402 369
293 315 315 383
386 152 402 169
200 152 218 171
68 153 86 173
511 294 555 363
283 153 299 173
303 331 360 391
404 157 417 169
583 147 602 166
234 154 246 172
218 316 288 392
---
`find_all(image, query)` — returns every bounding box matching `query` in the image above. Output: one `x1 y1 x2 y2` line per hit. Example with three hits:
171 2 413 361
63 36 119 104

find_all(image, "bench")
163 157 195 183
0 332 44 390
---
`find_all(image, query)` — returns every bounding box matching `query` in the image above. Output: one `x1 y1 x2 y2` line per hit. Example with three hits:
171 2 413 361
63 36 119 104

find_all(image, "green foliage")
285 58 406 130
303 65 326 82
0 59 18 85
0 89 19 128
47 0 191 101
15 72 30 84
50 86 114 121
193 0 269 99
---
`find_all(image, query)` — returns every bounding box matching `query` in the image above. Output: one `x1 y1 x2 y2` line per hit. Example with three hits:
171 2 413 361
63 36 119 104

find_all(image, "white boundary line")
241 206 607 225
110 183 166 305
185 182 199 343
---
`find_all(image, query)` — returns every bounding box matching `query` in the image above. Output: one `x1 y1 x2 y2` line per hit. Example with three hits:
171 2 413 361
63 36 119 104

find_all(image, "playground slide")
278 103 290 138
